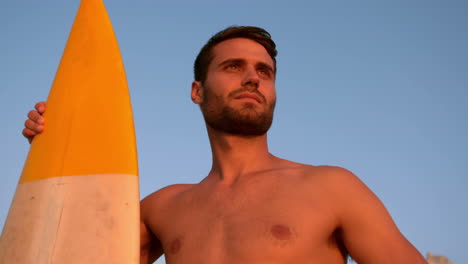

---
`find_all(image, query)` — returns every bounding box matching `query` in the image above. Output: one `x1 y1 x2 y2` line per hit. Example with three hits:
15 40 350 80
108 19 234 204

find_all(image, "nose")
241 66 259 90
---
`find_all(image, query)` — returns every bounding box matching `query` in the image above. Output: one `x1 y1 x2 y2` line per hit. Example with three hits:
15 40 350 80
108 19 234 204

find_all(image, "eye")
258 68 272 78
226 64 239 71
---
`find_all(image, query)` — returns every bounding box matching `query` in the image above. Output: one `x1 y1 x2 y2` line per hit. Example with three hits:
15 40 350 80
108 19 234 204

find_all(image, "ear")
191 81 203 104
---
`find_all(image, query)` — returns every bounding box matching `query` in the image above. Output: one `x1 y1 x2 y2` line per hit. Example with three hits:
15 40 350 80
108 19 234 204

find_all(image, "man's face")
192 38 277 136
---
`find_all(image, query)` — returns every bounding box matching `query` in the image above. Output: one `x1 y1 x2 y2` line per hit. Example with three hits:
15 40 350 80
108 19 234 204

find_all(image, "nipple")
270 224 292 240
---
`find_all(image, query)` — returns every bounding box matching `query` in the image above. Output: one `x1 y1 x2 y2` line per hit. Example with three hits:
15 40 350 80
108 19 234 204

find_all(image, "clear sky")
1 0 467 263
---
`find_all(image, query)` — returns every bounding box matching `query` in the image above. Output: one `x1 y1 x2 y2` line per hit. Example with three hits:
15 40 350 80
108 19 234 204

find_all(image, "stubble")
200 86 276 136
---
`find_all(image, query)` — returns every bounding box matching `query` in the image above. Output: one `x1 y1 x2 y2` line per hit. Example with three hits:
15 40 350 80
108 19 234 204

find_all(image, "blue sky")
1 1 467 263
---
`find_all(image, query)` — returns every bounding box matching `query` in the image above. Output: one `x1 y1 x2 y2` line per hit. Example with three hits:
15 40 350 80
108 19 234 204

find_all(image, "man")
23 26 427 264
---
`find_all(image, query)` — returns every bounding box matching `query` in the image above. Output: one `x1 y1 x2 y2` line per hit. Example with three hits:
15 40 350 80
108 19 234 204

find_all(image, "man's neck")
206 126 276 184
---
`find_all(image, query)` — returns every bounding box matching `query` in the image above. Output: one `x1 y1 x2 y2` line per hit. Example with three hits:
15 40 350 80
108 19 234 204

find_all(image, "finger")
27 110 44 124
25 119 44 133
23 128 35 144
22 128 37 138
35 101 46 114
22 128 36 143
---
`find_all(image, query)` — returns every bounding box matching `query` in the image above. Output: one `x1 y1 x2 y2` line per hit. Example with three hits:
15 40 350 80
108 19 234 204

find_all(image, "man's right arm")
23 102 168 264
23 103 165 263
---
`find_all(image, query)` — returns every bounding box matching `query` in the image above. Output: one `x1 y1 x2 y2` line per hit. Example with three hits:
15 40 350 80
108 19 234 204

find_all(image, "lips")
234 93 262 103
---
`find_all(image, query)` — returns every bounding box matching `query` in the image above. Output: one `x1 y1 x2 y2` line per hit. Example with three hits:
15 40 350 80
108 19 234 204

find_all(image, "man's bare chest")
152 179 344 263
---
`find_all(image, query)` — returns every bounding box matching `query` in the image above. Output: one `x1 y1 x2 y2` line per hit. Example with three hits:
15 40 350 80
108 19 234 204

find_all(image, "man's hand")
23 101 46 143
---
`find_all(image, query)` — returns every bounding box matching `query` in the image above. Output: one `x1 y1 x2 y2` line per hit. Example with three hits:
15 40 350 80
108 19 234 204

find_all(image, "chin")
207 108 273 136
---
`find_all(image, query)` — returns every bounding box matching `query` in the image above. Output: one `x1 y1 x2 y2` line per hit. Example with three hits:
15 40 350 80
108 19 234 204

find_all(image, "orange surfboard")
0 0 140 263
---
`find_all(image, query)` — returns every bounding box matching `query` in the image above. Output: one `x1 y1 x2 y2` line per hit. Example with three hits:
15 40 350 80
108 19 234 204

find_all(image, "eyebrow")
256 61 275 75
218 58 275 74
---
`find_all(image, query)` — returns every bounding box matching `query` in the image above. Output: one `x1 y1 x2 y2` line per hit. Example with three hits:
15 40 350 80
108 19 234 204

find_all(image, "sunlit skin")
23 38 427 264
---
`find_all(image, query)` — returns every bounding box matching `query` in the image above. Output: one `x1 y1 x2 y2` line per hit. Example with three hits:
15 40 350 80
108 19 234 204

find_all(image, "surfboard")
0 0 139 263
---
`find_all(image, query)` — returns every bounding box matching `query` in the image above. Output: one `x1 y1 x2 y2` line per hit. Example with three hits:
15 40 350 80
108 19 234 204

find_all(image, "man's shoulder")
301 164 378 208
142 183 194 202
289 163 364 192
140 184 197 238
141 183 195 211
280 159 357 181
305 164 355 178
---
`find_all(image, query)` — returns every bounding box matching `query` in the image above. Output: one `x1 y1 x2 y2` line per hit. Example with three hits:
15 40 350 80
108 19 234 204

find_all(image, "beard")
200 86 276 136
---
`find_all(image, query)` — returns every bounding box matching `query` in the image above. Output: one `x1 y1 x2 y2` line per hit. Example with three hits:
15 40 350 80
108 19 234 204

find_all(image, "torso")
142 163 349 264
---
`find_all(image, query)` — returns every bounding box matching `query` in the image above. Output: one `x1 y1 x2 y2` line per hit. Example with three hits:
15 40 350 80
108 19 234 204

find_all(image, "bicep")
140 220 163 264
139 184 193 264
332 169 426 264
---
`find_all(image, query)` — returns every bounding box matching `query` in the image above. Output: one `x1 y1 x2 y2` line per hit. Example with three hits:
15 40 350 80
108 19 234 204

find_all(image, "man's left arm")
329 167 427 264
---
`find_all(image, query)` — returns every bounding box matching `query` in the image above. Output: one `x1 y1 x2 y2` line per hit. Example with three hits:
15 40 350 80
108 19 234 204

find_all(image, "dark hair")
194 26 277 83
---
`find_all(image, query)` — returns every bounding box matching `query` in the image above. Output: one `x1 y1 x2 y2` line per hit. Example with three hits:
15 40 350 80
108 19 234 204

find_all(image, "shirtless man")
23 26 427 264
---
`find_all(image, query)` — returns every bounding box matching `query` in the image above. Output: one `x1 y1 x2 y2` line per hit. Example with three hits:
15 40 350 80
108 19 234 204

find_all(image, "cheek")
203 86 224 107
204 77 226 96
204 79 238 102
262 83 276 102
208 72 242 91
